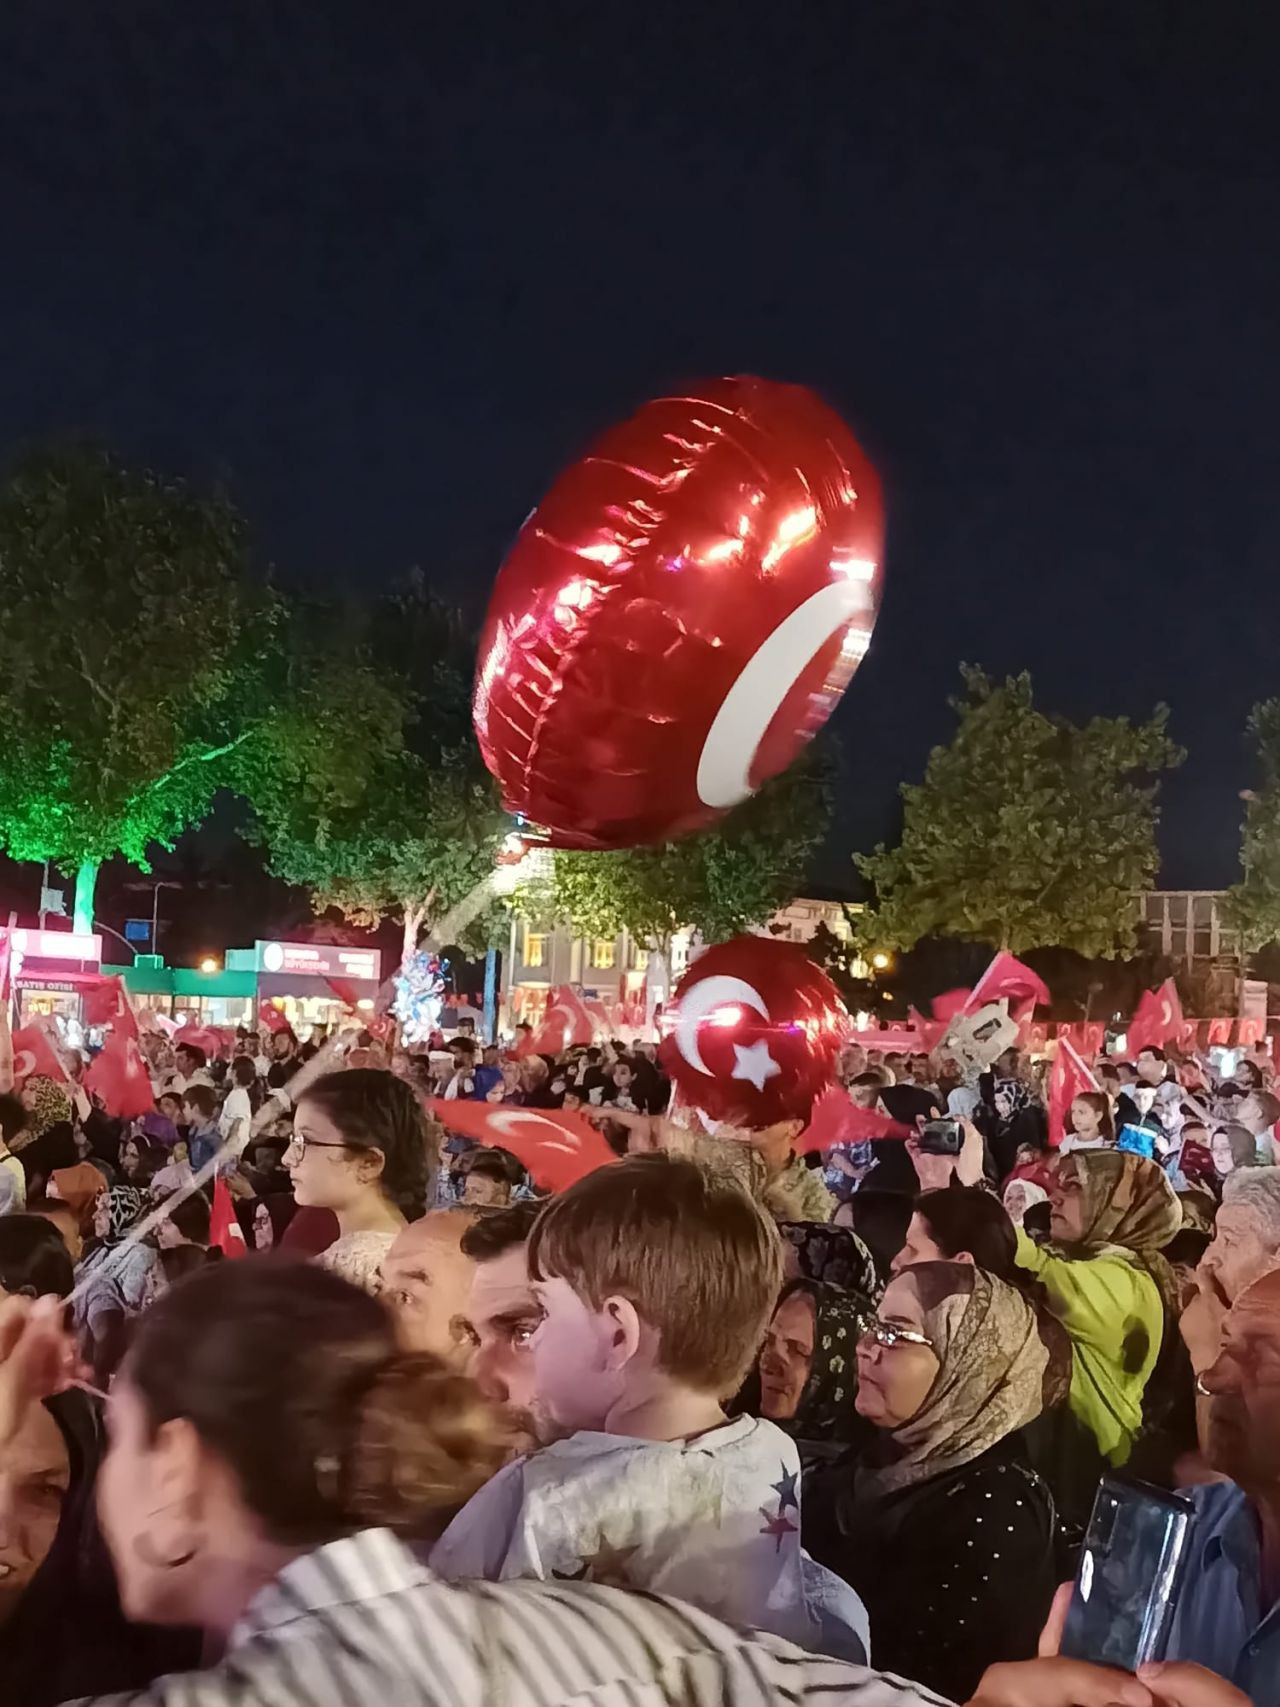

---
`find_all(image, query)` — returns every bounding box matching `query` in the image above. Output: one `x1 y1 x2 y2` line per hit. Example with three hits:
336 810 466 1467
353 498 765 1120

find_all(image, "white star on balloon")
731 1040 781 1091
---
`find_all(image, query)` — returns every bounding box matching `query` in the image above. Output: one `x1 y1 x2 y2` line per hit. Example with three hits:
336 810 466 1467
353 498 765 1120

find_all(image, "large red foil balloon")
473 376 884 848
659 935 849 1128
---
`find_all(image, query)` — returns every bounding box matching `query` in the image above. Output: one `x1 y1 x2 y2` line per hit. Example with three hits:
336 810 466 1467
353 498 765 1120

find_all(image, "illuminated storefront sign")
254 940 381 981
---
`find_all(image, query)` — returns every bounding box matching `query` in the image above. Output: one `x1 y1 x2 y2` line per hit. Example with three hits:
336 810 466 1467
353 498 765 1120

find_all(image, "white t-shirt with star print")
430 1414 868 1661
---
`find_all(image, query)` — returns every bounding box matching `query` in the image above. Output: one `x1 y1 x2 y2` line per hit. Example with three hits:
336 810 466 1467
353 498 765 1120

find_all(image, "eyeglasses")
284 1133 353 1158
859 1317 933 1352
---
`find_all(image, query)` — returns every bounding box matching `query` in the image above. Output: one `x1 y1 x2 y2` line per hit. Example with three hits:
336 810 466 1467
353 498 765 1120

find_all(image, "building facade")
504 897 860 1030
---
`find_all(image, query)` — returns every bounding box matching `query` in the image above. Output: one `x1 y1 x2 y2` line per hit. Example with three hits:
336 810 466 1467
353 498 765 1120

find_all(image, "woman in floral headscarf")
71 1184 164 1384
806 1263 1059 1701
757 1280 876 1474
1016 1147 1183 1534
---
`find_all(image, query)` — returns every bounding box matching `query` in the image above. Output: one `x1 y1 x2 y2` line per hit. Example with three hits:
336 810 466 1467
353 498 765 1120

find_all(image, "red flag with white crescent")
792 1084 915 1155
427 1097 616 1191
964 952 1050 1015
84 1030 155 1118
210 1177 248 1258
83 974 140 1041
1049 1038 1100 1147
530 985 596 1053
11 1023 71 1087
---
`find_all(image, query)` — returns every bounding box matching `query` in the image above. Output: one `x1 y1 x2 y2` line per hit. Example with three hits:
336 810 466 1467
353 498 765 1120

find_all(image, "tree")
854 667 1183 958
536 746 833 975
248 575 509 963
0 448 271 932
0 448 408 937
1225 699 1280 950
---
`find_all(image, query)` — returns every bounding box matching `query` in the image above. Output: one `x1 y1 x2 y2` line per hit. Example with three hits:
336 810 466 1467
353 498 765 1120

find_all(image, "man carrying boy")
431 1153 868 1659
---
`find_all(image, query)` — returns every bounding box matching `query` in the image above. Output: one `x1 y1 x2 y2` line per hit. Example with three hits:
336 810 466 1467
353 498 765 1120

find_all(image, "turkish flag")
427 1097 616 1191
908 1006 948 1052
583 995 614 1037
931 988 972 1025
83 975 139 1040
11 1024 71 1087
793 1085 914 1155
176 1025 227 1059
258 1001 293 1036
1049 1037 1099 1146
965 952 1051 1015
1207 1017 1233 1046
531 985 596 1053
1081 1022 1107 1059
85 1031 155 1118
325 978 358 1011
0 928 12 1005
1128 980 1183 1054
210 1176 247 1258
1238 1016 1266 1047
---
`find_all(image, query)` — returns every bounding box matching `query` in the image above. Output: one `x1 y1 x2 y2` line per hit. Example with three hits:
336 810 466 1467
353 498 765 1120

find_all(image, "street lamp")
151 881 180 955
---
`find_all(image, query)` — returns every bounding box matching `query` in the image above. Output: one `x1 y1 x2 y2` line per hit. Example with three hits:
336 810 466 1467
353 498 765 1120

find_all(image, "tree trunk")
72 859 99 937
644 934 673 1031
401 904 425 970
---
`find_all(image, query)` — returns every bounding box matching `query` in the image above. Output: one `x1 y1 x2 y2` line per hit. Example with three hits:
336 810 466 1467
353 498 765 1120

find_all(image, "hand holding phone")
1059 1478 1195 1672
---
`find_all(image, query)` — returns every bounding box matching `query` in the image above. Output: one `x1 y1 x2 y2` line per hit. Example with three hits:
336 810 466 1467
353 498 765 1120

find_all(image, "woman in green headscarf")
1016 1148 1182 1530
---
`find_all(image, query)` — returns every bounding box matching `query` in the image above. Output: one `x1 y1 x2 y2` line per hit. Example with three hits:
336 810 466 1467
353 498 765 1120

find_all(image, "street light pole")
151 882 179 957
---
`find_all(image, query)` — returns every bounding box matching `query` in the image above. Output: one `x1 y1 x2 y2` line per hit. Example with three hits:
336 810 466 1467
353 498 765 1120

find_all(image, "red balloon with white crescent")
659 935 849 1128
473 376 884 848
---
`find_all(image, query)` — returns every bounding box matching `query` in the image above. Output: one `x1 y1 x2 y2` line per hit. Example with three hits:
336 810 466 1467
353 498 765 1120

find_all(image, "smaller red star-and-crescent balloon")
472 375 884 850
659 935 849 1129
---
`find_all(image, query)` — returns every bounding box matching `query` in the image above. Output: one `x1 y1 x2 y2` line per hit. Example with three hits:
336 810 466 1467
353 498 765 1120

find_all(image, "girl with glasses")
284 1070 430 1296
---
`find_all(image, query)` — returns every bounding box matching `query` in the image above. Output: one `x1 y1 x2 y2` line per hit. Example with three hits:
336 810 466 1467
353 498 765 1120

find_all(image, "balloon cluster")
473 376 879 1125
393 951 449 1045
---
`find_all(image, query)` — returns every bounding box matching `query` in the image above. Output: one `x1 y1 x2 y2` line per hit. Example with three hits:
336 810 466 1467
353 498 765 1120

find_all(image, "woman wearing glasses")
805 1262 1063 1703
284 1069 430 1295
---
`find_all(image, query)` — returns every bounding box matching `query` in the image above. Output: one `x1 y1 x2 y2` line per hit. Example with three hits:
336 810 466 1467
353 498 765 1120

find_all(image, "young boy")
431 1153 867 1659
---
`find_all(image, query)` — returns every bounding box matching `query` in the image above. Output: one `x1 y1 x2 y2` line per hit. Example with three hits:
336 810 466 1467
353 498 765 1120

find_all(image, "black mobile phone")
1059 1477 1196 1671
917 1118 962 1156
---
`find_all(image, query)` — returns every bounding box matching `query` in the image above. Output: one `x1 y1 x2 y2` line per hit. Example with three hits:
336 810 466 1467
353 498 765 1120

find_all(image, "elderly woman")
756 1279 876 1475
805 1262 1059 1701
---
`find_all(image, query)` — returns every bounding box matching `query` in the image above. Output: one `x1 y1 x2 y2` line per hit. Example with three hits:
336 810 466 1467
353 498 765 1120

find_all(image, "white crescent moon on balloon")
696 577 875 811
674 974 771 1077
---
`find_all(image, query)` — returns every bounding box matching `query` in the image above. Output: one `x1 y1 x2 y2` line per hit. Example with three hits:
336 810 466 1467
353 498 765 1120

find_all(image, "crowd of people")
0 1010 1275 1707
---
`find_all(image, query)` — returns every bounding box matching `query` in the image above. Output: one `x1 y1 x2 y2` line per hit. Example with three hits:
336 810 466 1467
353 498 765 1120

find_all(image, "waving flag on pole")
530 985 596 1053
11 1022 71 1087
793 1085 915 1154
1049 1037 1100 1146
210 1176 247 1257
83 974 140 1040
964 952 1051 1015
428 1097 616 1191
85 1030 155 1118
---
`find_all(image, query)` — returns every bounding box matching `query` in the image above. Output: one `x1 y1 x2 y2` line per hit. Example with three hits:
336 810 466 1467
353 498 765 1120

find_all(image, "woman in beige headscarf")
804 1262 1062 1702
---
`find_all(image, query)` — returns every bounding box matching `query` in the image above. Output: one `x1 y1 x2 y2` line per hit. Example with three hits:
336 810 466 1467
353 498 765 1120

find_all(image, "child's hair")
527 1153 782 1397
297 1069 433 1219
1072 1090 1115 1144
183 1084 218 1120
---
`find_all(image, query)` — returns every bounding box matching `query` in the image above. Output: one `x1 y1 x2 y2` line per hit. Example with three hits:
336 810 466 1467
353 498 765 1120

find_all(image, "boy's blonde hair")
527 1152 783 1396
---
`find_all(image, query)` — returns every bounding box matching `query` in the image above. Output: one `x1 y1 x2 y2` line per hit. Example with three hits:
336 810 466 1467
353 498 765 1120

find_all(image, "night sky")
2 2 1277 905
